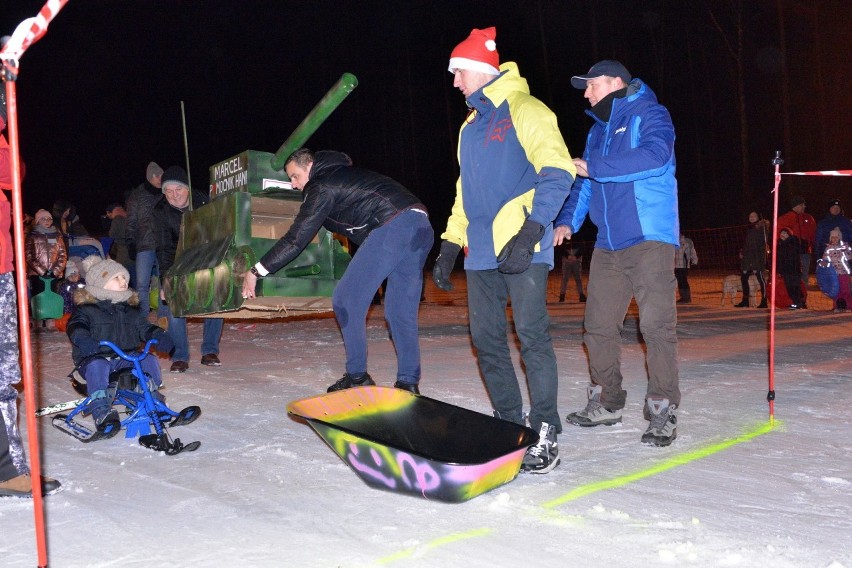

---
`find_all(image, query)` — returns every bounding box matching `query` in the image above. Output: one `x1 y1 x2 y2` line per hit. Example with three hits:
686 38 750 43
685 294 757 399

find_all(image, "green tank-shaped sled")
162 73 358 319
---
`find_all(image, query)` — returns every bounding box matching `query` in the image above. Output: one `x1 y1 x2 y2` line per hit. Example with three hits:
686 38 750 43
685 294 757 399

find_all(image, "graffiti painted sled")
287 387 539 503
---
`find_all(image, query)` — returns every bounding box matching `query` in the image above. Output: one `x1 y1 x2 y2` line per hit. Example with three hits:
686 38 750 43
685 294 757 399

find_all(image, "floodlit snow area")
2 276 851 567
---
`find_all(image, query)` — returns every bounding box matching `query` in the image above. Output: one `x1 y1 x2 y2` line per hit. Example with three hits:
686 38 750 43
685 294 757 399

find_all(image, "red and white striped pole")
767 151 784 424
1 2 71 567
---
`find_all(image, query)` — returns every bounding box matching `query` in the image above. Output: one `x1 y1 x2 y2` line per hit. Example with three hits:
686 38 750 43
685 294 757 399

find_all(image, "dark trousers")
559 260 584 298
675 267 691 300
782 272 803 305
741 270 766 301
332 210 433 384
466 264 560 433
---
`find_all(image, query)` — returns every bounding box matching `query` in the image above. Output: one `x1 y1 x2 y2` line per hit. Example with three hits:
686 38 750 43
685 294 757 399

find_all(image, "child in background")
56 260 85 314
25 208 67 295
819 227 852 312
778 227 804 310
66 256 174 437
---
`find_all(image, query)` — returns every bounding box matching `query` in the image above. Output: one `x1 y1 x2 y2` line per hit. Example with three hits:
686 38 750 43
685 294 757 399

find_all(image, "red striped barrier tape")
781 170 852 176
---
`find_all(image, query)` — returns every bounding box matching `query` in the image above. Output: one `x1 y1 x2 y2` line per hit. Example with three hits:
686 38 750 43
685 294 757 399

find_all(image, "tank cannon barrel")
271 72 359 171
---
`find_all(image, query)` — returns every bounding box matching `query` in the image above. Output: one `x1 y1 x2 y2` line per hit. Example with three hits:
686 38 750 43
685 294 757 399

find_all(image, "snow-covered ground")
2 274 851 567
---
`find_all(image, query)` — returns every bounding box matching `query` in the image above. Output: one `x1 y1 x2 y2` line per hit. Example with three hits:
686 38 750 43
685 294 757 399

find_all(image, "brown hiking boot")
0 474 62 498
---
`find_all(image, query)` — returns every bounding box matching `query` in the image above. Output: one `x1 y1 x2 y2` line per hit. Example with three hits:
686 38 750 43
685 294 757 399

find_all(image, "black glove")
497 219 545 274
154 333 175 355
77 337 101 358
432 241 461 291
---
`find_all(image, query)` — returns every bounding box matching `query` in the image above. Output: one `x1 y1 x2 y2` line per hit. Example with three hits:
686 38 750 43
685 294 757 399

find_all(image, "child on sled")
819 227 852 312
66 256 174 436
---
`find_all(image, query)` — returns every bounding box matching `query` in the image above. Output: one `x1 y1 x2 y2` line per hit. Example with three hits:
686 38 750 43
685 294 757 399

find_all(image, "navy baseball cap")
571 60 632 89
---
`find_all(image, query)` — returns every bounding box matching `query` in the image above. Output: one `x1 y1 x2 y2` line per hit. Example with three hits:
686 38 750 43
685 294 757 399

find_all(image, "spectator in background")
153 166 223 373
104 203 134 286
56 260 85 315
674 233 698 304
51 198 89 239
51 198 104 258
815 198 852 261
25 209 67 294
737 211 770 308
818 227 852 312
777 195 816 300
558 243 586 303
778 227 804 310
126 162 163 317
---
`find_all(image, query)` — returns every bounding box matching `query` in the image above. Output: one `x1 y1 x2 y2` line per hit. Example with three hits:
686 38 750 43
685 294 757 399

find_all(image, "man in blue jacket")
554 60 681 447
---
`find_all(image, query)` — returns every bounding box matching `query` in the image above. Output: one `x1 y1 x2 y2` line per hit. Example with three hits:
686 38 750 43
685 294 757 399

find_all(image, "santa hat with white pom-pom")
448 27 500 76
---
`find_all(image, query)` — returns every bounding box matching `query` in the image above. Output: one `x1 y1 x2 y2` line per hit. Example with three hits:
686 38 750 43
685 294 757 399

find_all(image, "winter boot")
566 384 623 426
327 372 376 393
757 297 768 308
88 391 120 439
579 293 587 303
641 398 677 447
558 294 565 303
677 289 692 304
521 422 560 474
0 474 62 498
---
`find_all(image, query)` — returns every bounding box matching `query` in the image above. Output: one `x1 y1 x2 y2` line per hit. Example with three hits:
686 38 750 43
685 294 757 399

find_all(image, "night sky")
2 0 850 239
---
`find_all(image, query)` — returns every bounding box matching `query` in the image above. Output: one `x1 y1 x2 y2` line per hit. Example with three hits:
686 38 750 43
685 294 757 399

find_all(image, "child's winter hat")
81 256 132 302
64 262 79 278
830 227 843 240
34 209 52 223
448 27 500 76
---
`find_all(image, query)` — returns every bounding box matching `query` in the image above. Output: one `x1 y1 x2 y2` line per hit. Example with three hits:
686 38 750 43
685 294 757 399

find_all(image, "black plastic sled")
287 386 538 502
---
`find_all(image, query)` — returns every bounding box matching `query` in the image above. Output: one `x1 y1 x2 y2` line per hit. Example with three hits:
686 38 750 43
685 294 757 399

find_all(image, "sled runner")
52 340 201 455
287 386 538 503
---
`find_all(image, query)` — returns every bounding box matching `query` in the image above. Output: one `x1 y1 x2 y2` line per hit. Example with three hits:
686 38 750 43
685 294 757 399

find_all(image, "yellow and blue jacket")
442 62 575 270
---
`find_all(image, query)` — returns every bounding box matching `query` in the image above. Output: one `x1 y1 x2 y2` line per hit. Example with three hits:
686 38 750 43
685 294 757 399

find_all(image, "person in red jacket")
777 195 816 302
0 89 62 497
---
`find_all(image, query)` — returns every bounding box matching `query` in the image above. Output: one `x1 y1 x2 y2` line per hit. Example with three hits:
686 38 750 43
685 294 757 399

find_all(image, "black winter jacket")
126 182 163 253
151 190 209 275
67 289 170 365
259 151 425 273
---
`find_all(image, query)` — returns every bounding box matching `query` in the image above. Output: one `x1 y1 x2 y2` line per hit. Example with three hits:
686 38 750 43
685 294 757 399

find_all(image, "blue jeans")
466 264 561 433
332 210 433 384
81 354 162 394
135 250 158 315
161 303 223 363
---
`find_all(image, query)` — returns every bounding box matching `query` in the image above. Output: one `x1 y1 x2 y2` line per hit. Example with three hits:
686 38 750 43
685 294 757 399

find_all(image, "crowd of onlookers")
22 163 224 367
